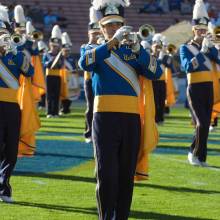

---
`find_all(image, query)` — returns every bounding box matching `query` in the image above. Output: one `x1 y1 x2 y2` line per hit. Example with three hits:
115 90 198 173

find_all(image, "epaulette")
188 40 200 48
187 40 193 45
80 44 87 49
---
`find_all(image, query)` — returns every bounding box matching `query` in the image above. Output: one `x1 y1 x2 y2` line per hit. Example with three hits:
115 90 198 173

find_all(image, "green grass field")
1 103 220 220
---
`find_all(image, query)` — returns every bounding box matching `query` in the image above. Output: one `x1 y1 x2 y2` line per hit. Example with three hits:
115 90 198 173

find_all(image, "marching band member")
26 21 46 103
14 20 45 157
151 33 175 124
60 32 79 115
79 0 162 219
180 0 220 166
43 25 63 118
162 37 178 114
80 6 101 143
38 40 49 109
0 5 34 203
166 42 180 100
13 5 38 56
14 7 45 105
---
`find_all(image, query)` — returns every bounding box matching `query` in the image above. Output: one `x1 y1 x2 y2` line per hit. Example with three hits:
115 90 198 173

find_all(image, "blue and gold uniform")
180 39 220 163
42 25 63 118
43 51 63 116
79 44 162 112
0 51 34 199
152 54 176 123
79 42 162 219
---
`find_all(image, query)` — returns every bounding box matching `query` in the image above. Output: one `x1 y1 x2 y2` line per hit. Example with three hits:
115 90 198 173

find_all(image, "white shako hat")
14 5 26 29
92 0 130 26
26 21 35 35
192 0 209 29
50 25 62 45
0 5 11 33
88 6 102 33
61 32 72 48
38 40 48 52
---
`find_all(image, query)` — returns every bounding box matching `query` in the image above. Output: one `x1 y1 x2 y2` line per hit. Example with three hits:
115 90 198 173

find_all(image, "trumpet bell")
12 34 21 43
138 24 155 41
214 27 220 43
11 34 26 47
167 43 177 53
32 31 44 40
214 27 220 36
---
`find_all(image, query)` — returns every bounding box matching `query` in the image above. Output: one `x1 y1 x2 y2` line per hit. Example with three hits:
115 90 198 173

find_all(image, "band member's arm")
14 51 34 76
24 39 39 56
162 55 178 76
43 52 63 69
179 45 206 72
205 46 220 64
43 53 52 68
80 44 87 57
137 46 163 79
31 41 39 56
78 43 110 71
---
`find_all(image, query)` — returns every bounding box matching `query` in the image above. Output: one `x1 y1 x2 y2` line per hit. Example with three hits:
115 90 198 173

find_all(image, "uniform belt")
157 72 165 81
84 71 91 80
94 95 139 114
46 69 61 76
0 87 18 103
187 71 212 84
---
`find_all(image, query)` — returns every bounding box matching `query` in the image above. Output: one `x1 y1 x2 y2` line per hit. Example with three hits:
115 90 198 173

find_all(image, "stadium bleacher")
1 0 220 53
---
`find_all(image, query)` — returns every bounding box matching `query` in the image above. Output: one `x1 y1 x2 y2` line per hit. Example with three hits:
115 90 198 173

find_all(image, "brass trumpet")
138 24 155 41
121 24 155 46
11 33 26 46
166 43 177 54
31 30 44 41
212 26 220 43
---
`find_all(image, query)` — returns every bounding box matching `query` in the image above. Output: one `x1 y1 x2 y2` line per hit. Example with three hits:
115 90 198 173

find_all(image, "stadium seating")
1 0 220 53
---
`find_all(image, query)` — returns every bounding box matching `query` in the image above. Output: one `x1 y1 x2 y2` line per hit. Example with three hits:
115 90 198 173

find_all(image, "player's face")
101 22 123 40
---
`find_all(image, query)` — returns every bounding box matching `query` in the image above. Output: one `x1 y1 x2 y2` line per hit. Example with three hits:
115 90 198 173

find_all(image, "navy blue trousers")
46 75 61 116
93 112 141 220
84 79 94 138
187 82 213 162
152 80 166 123
0 102 21 197
60 99 72 114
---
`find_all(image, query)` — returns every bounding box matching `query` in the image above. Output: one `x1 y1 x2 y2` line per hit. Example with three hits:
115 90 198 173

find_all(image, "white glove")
131 42 140 53
141 40 151 51
130 33 140 53
158 50 166 60
201 37 214 53
9 44 17 55
113 26 133 42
